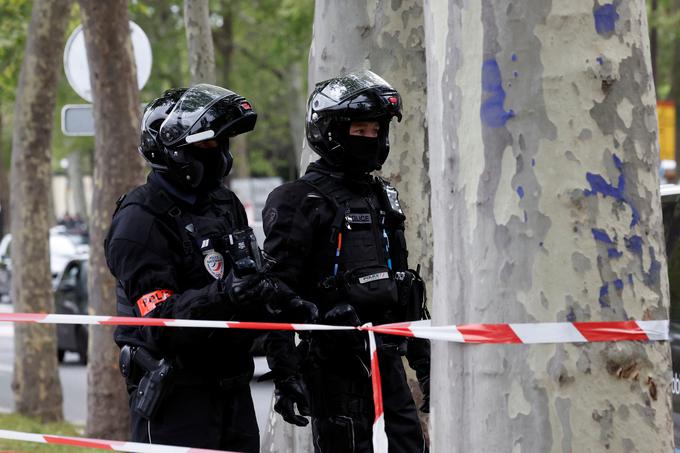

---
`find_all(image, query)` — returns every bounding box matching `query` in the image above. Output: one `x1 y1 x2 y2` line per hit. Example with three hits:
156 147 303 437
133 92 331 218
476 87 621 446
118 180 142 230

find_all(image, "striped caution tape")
367 319 669 343
0 313 669 344
0 429 237 452
367 323 388 453
0 315 669 452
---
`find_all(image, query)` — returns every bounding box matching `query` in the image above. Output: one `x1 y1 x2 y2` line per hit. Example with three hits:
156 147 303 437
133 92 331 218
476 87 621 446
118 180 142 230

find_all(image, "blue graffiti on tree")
594 3 619 35
480 59 515 128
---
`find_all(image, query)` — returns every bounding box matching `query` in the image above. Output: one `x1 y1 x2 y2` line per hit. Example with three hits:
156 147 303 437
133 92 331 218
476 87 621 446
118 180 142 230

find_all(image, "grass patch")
0 412 98 452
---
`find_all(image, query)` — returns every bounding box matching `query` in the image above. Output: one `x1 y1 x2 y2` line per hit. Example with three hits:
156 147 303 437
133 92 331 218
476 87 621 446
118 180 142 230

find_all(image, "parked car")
0 227 89 303
54 257 89 364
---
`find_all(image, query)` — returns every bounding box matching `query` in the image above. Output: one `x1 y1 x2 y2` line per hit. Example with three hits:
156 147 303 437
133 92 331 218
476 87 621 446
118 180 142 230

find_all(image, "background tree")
0 0 33 236
425 1 673 451
9 0 71 422
78 0 145 439
263 1 429 450
184 0 216 85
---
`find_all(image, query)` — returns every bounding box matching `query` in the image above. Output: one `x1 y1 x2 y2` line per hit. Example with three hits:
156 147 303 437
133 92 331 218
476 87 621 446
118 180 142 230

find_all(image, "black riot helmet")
305 70 402 171
139 84 257 191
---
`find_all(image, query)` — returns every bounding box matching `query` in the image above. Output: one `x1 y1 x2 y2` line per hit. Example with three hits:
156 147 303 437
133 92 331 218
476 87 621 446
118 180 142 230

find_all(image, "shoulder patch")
263 207 278 229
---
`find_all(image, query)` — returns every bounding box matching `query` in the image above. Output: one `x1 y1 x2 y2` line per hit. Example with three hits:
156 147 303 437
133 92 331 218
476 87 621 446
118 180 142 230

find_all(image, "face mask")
187 143 232 191
344 135 381 174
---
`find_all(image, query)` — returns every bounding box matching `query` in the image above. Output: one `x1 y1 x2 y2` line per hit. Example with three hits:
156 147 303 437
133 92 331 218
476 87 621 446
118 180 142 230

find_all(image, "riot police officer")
106 84 304 452
263 70 431 452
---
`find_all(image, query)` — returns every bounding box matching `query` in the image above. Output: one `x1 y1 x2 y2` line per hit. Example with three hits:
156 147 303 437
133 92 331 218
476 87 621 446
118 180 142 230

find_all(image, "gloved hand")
274 374 311 426
223 270 278 306
318 304 365 355
286 297 319 324
411 358 430 413
324 303 361 325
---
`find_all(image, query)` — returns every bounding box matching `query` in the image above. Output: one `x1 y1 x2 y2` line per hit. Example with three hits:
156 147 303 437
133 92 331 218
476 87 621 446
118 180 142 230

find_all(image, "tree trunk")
67 151 88 222
214 0 234 86
265 1 429 450
670 0 680 161
0 108 9 237
184 0 216 85
650 0 658 85
286 61 306 180
424 1 673 451
9 0 70 423
79 0 145 439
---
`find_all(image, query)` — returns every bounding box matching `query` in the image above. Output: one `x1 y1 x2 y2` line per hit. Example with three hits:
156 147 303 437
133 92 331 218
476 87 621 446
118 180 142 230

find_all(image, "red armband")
136 289 174 316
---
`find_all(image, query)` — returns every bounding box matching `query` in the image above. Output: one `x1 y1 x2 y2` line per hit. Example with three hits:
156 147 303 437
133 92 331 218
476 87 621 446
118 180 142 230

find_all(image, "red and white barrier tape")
0 429 236 453
367 320 669 344
367 323 388 453
0 313 668 344
0 315 670 452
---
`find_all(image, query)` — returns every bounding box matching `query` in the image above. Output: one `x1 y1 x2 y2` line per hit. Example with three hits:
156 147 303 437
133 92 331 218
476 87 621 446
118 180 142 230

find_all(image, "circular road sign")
63 21 152 103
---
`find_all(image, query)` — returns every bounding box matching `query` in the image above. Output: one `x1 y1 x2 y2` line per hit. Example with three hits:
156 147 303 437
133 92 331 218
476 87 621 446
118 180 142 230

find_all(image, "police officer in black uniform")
263 70 431 453
106 84 313 452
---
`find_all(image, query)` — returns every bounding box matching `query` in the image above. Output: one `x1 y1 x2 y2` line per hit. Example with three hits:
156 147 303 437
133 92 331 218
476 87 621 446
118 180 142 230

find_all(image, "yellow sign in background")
658 100 676 161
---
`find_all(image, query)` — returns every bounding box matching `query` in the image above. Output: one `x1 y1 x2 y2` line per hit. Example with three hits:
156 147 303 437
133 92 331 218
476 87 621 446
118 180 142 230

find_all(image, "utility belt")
119 345 251 420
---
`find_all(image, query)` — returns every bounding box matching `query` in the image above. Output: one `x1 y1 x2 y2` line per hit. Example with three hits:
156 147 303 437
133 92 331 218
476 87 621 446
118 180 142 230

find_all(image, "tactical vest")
301 170 409 322
112 183 247 318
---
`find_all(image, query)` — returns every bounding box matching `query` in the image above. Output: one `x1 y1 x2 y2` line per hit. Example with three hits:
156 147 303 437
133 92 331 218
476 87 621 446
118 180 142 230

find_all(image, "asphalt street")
0 303 275 440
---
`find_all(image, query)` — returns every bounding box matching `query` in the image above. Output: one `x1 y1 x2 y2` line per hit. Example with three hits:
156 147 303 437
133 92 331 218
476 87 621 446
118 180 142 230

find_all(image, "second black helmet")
305 70 402 171
139 84 257 190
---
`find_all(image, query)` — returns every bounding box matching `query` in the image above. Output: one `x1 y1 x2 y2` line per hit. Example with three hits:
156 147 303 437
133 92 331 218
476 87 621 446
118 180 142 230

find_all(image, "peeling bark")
9 0 70 423
425 1 673 451
79 0 145 439
184 0 216 85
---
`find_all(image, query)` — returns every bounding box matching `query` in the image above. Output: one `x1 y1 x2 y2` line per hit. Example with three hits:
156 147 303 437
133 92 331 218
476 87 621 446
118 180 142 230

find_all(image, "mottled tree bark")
425 1 673 451
184 0 216 86
286 62 306 180
79 0 145 439
264 1 429 451
9 0 70 422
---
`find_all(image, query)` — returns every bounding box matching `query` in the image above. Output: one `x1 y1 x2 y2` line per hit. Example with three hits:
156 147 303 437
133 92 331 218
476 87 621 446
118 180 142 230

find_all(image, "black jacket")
106 171 257 380
262 160 428 378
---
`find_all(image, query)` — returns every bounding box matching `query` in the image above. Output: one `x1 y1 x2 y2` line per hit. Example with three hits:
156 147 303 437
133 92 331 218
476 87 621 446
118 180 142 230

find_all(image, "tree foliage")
1 0 314 184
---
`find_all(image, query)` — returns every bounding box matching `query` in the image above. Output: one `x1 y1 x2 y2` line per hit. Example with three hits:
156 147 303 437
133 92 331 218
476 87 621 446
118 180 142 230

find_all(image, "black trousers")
130 382 259 452
307 347 427 453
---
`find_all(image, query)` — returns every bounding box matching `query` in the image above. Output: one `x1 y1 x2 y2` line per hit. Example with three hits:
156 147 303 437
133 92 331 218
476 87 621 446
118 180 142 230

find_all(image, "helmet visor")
314 70 394 110
159 84 239 146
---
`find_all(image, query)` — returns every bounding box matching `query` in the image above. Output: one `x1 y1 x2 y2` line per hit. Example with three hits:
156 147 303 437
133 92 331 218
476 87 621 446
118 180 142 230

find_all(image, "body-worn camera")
223 227 263 277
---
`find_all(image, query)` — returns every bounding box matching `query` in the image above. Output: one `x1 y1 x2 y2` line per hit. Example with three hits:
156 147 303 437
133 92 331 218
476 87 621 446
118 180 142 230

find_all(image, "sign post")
61 21 152 136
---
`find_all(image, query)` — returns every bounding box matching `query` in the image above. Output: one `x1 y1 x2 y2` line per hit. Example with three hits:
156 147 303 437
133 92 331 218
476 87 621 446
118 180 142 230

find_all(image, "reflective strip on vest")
136 289 174 316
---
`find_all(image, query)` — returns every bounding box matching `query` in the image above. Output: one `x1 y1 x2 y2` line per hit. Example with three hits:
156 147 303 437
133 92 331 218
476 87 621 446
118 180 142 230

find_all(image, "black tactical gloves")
318 304 366 356
406 337 431 413
274 374 311 426
223 270 278 306
411 358 430 413
284 297 319 324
